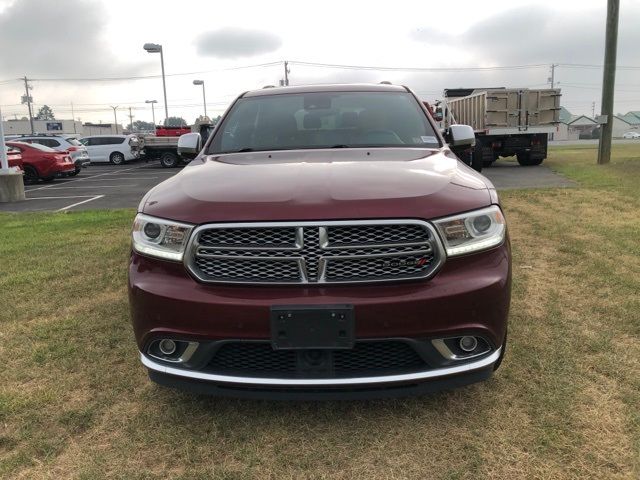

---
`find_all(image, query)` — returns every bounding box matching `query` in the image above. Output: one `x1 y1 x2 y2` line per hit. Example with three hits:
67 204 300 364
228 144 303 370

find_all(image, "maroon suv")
128 84 511 399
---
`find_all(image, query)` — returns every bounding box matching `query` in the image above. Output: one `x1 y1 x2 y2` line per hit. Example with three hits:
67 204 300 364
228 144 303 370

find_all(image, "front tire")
471 144 483 172
517 152 544 166
160 152 179 168
110 152 126 165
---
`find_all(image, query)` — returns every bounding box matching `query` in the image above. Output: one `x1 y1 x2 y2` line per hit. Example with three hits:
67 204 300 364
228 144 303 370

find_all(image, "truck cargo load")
443 87 561 168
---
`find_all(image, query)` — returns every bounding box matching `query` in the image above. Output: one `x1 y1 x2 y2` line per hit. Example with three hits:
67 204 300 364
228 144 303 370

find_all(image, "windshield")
208 91 440 154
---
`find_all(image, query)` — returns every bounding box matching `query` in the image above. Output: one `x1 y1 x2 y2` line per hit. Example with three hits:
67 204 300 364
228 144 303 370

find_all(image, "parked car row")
5 141 75 183
6 134 90 175
3 133 143 184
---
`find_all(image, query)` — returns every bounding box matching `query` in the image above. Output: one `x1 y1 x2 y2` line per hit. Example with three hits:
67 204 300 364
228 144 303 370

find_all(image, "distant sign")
46 122 63 131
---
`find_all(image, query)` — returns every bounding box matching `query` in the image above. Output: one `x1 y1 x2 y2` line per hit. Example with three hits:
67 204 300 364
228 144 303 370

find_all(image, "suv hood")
142 148 492 224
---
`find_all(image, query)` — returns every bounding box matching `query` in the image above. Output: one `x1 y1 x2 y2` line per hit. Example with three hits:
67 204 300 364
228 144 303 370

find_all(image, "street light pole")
159 47 169 121
110 106 119 134
193 80 207 117
144 43 169 123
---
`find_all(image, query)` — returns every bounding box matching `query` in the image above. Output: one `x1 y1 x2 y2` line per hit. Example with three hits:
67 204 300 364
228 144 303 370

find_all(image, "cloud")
410 6 640 66
196 28 282 59
406 5 640 115
0 0 146 77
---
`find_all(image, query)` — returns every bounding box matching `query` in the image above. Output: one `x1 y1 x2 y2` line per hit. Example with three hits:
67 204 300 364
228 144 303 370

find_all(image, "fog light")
459 336 478 352
158 339 177 355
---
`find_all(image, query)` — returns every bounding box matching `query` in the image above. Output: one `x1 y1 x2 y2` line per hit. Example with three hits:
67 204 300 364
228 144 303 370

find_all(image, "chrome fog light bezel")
147 339 199 364
431 336 492 361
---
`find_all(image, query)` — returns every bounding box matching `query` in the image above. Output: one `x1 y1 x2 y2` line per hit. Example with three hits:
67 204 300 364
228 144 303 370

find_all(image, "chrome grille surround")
184 220 445 285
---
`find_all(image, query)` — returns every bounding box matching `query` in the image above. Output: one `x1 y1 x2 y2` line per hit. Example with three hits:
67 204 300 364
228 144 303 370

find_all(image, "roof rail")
262 85 276 89
14 133 62 137
379 81 392 85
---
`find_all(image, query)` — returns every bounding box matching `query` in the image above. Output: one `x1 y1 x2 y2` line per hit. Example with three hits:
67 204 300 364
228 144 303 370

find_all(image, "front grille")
187 221 443 285
207 341 426 379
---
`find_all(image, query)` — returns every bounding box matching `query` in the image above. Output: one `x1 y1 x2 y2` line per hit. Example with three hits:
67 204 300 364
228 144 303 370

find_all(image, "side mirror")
449 125 476 147
177 133 202 159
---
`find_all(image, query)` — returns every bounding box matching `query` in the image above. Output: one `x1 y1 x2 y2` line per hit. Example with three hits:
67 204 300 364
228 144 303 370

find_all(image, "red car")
129 84 511 399
6 141 75 183
4 145 23 171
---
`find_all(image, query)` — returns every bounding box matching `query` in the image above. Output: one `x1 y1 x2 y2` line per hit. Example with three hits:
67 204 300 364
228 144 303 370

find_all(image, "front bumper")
143 349 500 399
129 242 511 397
56 164 77 175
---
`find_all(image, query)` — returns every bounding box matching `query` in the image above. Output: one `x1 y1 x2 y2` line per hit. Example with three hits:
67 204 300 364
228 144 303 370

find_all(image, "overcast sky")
1 0 639 125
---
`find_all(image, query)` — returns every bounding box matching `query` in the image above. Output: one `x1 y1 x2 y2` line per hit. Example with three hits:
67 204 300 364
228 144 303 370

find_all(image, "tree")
164 116 187 127
127 120 155 132
35 105 55 120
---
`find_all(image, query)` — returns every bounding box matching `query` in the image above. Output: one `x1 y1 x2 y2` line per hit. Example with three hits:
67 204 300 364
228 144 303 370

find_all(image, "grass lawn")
0 144 638 479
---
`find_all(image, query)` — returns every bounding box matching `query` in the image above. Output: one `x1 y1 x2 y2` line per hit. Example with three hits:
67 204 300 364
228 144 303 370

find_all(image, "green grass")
0 145 638 478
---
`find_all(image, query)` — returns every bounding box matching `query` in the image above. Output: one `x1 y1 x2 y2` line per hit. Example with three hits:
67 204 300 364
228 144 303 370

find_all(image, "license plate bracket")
270 305 354 350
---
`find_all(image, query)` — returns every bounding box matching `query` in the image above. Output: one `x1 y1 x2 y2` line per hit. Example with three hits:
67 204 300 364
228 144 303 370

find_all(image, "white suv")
17 134 91 176
79 135 140 164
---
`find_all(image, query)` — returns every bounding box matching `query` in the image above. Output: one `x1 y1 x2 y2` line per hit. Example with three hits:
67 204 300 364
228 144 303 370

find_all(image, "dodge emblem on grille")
382 257 428 268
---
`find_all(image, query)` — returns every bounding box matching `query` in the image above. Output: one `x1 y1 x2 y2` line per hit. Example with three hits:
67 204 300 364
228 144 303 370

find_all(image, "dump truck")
439 88 561 168
139 118 216 168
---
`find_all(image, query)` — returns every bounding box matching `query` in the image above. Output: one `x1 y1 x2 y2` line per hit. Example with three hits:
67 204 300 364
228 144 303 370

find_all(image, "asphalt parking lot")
0 159 574 213
0 161 177 213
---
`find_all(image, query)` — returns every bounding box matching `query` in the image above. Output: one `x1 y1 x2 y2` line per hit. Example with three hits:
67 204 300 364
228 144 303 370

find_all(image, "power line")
559 63 640 70
289 60 550 72
25 61 283 83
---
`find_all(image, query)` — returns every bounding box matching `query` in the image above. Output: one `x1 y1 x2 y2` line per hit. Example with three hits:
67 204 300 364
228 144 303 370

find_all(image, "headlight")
433 205 506 256
132 214 194 261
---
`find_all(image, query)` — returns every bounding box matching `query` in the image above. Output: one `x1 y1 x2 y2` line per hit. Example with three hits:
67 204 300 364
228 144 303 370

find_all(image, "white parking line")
78 176 159 181
57 195 105 211
39 185 135 189
24 165 148 192
26 195 95 200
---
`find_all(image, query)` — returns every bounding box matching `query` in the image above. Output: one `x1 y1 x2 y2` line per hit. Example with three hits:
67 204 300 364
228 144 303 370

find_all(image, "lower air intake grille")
207 341 426 379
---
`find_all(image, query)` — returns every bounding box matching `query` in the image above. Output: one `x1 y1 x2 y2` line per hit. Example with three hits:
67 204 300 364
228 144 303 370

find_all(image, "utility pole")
592 101 596 118
284 60 290 86
549 64 556 88
110 106 119 134
71 102 77 133
598 0 619 165
128 107 134 132
22 76 34 134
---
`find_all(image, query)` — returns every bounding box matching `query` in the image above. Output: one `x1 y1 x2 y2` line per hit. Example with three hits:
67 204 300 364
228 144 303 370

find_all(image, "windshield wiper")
329 144 351 148
235 147 254 152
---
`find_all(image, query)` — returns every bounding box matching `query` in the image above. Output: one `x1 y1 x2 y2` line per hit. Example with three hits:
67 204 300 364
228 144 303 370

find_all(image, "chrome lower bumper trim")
140 348 501 387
